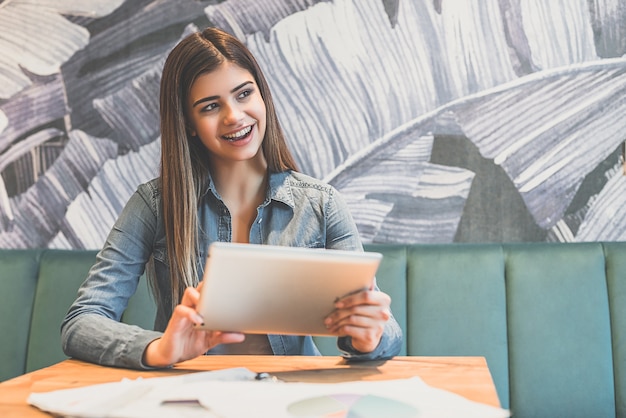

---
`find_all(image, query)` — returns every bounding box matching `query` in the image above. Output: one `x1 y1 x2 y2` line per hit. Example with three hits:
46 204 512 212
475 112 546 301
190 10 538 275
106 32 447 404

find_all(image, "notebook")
194 242 382 336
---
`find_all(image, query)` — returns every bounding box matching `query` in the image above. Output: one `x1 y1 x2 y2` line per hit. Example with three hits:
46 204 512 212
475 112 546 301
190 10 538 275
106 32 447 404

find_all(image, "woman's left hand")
324 286 392 353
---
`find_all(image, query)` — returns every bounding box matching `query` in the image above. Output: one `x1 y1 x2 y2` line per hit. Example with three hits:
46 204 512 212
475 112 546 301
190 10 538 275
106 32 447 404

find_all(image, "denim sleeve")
323 185 364 251
325 188 403 360
61 185 163 369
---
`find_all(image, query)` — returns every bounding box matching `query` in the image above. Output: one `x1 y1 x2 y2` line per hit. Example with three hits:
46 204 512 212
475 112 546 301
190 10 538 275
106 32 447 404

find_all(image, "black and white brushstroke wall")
1 0 625 249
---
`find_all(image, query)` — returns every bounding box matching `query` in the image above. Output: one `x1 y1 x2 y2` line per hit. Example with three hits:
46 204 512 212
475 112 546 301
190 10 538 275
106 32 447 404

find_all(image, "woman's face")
187 62 267 167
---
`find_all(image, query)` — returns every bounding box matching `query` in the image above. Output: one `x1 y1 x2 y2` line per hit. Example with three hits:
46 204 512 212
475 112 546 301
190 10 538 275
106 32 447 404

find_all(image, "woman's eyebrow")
192 81 254 108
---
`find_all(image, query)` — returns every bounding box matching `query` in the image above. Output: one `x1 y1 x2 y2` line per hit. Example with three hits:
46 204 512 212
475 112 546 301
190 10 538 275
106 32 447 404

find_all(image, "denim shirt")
61 170 402 369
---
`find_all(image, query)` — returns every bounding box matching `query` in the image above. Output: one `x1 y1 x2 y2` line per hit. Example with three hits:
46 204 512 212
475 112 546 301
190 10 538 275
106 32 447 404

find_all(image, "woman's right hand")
142 283 245 368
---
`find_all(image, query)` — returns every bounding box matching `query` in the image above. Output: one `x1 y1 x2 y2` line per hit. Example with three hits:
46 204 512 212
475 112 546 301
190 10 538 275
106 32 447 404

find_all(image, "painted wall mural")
1 0 625 249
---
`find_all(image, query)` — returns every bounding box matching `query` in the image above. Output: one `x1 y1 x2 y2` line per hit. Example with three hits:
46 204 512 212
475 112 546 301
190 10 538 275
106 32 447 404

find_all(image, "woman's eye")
202 103 218 112
238 89 253 100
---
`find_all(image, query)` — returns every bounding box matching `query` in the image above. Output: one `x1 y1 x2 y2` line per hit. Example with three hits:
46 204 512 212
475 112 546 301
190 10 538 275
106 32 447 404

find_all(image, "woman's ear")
186 126 197 138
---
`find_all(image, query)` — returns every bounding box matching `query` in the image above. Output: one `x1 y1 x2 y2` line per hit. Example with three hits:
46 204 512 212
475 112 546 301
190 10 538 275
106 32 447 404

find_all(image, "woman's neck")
210 157 268 243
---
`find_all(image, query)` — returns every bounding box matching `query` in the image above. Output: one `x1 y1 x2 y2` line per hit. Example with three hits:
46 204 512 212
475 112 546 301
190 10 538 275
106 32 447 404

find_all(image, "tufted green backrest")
0 250 41 381
504 243 615 417
1 243 624 418
324 242 622 417
0 250 157 379
26 250 99 373
404 244 510 408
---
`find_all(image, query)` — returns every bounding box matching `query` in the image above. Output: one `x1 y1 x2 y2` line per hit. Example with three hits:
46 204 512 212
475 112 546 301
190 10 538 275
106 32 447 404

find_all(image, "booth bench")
1 242 624 418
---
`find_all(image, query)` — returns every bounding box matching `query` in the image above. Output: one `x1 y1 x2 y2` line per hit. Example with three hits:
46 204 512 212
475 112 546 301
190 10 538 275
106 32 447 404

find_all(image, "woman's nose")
223 103 244 125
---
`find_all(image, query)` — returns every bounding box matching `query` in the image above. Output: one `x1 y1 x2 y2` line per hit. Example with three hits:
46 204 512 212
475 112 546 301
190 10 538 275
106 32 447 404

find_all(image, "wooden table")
0 356 500 417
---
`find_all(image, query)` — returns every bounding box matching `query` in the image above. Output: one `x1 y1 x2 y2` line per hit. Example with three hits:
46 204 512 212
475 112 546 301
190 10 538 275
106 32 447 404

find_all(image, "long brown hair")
156 27 298 309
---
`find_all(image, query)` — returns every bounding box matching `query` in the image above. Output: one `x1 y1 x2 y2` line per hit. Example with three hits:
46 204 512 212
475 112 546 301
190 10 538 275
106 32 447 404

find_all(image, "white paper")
28 368 510 418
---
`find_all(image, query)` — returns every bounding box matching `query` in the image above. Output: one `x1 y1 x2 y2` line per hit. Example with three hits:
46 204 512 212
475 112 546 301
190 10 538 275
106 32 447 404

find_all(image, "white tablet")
194 242 382 336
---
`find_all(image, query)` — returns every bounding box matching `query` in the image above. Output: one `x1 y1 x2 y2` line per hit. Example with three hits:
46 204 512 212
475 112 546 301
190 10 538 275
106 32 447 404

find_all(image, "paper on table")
28 368 511 418
160 378 511 418
28 367 257 418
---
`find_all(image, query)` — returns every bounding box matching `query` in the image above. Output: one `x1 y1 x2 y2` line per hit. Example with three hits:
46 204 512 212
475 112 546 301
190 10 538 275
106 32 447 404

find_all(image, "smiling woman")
60 26 403 371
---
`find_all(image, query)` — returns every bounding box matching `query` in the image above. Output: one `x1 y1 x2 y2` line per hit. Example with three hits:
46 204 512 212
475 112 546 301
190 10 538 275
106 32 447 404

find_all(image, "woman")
62 27 402 369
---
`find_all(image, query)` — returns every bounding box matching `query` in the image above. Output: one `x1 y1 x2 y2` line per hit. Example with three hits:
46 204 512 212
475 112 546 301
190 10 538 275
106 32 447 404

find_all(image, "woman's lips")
222 125 253 142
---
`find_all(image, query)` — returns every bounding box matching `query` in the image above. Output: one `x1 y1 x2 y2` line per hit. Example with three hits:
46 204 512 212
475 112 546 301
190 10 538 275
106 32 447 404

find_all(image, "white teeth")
223 126 252 141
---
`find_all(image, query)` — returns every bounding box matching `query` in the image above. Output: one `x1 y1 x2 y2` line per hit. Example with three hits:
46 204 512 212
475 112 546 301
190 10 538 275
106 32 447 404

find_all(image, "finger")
335 290 390 309
332 313 370 330
171 303 204 328
328 301 391 323
328 312 386 339
211 331 246 344
181 286 201 307
330 308 386 328
202 331 245 349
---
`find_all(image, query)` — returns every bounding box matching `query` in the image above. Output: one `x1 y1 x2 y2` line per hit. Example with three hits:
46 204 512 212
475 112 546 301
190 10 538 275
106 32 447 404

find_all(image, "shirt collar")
203 170 295 209
267 170 295 209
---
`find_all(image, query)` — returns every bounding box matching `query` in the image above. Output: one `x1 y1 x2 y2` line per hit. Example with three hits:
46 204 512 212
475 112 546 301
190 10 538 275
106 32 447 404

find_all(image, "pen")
255 372 279 382
161 399 203 406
